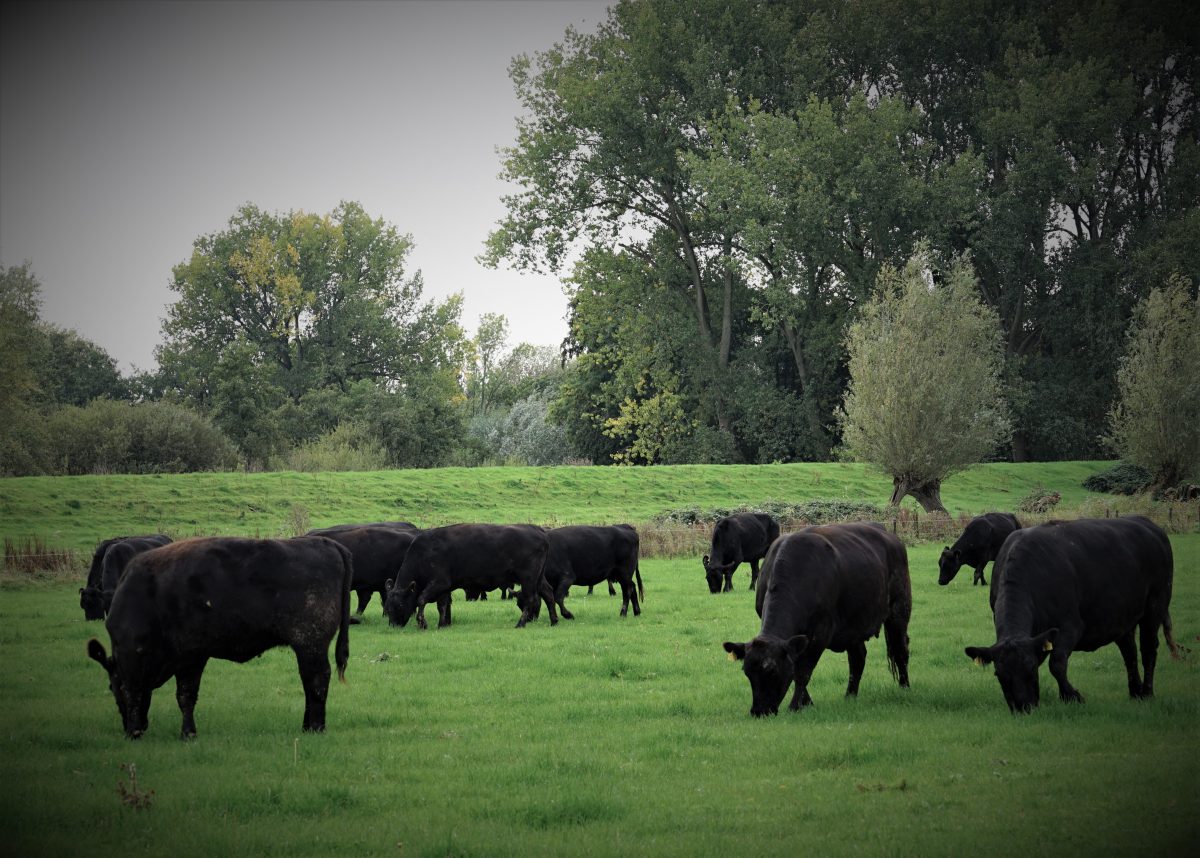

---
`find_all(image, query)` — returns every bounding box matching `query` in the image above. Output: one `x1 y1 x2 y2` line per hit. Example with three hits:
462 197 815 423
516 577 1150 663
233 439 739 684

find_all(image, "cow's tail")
1164 611 1188 660
635 563 644 602
334 542 353 683
883 542 913 684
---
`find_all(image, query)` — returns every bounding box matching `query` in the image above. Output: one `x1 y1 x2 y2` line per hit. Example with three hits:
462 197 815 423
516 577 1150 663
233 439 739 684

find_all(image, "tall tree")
0 263 44 473
158 202 467 466
839 252 1011 512
483 0 806 434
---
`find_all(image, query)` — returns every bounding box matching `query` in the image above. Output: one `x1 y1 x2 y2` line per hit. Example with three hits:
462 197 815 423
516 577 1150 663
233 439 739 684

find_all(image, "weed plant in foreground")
0 538 1197 857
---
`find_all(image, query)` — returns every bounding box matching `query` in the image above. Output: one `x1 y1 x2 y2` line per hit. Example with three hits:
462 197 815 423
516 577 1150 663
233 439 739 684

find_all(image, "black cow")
964 516 1179 713
938 513 1021 586
703 513 780 592
87 536 352 738
544 525 644 619
79 535 172 620
306 525 417 616
723 522 912 717
384 524 557 629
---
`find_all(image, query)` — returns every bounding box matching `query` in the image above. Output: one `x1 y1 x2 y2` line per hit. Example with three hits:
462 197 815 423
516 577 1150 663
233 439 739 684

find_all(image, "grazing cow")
703 513 780 593
306 525 417 616
723 522 911 717
938 513 1021 586
544 525 644 619
384 524 557 629
964 516 1178 713
79 535 172 620
87 536 352 738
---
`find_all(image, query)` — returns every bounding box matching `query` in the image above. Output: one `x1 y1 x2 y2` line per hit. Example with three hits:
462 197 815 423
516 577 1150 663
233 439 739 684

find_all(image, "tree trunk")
890 476 948 514
1011 430 1030 463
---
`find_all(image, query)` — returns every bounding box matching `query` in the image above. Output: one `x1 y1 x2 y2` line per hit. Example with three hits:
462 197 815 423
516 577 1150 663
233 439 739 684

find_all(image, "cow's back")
758 523 902 644
403 524 548 589
992 516 1172 646
111 537 350 661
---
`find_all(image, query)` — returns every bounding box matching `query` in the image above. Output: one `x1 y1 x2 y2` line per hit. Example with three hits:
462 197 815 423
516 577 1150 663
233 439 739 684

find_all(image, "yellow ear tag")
727 652 737 662
974 656 985 667
1043 640 1054 652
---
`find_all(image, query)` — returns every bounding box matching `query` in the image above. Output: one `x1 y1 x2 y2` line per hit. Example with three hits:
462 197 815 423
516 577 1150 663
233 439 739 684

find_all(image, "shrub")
1017 486 1062 514
282 422 388 472
653 498 884 527
1082 462 1152 495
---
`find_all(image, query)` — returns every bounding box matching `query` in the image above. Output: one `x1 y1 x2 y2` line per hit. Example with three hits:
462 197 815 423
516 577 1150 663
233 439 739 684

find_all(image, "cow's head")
965 629 1057 713
383 577 417 627
87 638 150 738
702 555 731 594
723 635 808 717
937 547 962 585
80 586 105 621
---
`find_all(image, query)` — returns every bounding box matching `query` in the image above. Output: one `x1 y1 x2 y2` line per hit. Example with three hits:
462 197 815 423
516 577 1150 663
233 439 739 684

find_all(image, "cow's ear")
406 580 417 592
786 635 809 660
87 638 109 668
702 555 710 565
384 578 393 593
723 641 747 661
965 646 994 666
1033 628 1058 663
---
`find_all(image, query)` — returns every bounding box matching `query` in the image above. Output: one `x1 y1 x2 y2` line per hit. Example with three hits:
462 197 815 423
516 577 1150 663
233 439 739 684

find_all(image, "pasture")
1 463 1198 856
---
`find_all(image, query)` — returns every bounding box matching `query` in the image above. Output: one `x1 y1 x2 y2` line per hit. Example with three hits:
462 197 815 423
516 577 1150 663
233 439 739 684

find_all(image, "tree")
33 325 128 406
483 0 809 435
1108 275 1200 489
469 313 509 414
157 202 468 465
838 252 1011 512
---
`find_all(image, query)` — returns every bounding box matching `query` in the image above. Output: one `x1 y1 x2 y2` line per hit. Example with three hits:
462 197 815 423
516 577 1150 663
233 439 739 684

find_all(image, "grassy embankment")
1 461 1197 857
1 460 1119 559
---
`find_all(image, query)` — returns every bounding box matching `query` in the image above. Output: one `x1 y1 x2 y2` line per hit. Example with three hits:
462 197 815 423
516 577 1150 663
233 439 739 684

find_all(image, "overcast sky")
1 0 610 372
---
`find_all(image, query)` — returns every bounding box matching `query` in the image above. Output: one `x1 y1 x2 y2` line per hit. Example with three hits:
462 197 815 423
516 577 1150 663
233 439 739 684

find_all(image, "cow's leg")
356 588 373 615
607 580 616 596
555 577 574 620
1115 631 1145 699
883 615 911 688
844 641 867 697
377 587 388 616
748 559 759 590
437 594 452 628
972 564 987 586
415 583 443 630
1138 620 1160 698
618 576 641 617
174 658 208 740
538 578 560 626
1047 649 1084 704
294 648 331 732
722 570 733 593
789 649 822 710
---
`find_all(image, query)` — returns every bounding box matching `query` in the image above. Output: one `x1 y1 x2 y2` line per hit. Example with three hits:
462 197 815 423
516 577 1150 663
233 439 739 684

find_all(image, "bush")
281 422 388 472
36 399 237 475
1017 486 1062 514
1082 462 1152 495
653 498 884 527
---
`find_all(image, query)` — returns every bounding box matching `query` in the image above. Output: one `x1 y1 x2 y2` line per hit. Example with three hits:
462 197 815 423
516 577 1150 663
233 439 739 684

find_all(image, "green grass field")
1 463 1197 856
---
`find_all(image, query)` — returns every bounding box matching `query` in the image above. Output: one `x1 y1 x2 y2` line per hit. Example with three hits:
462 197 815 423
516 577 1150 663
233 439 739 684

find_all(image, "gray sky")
1 0 609 372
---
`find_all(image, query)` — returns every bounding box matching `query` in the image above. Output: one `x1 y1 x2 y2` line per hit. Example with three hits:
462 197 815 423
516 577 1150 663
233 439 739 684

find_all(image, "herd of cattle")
81 511 1180 738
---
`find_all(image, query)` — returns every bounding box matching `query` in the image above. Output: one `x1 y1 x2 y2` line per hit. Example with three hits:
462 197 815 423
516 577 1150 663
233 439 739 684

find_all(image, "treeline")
0 211 572 475
3 0 1198 477
486 0 1199 465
